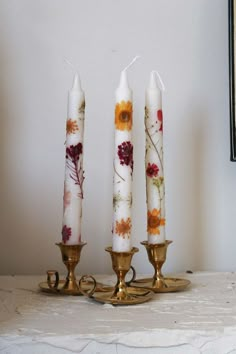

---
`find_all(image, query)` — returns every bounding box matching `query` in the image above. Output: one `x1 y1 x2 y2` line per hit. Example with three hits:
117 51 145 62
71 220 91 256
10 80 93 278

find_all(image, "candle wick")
123 55 140 72
151 70 166 91
64 58 80 74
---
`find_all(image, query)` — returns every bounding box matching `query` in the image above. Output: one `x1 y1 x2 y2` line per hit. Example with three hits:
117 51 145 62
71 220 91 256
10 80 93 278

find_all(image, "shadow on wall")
0 46 61 275
191 103 209 270
0 51 20 274
164 101 210 274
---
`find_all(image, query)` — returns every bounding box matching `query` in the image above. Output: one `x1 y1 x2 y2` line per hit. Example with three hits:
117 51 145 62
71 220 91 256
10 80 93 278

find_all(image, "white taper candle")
62 74 85 245
145 71 166 244
112 58 140 252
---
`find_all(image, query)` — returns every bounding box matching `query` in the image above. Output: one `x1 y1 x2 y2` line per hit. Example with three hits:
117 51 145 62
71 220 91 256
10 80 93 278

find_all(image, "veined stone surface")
0 272 236 353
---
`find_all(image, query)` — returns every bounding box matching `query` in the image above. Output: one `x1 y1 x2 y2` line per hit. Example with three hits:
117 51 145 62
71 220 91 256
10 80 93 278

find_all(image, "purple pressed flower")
62 225 72 243
117 141 133 171
66 143 83 161
65 142 84 198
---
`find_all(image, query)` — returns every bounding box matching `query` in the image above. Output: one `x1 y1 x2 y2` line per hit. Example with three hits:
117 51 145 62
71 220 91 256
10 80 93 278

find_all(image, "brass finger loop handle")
79 275 97 298
126 265 136 285
47 270 59 289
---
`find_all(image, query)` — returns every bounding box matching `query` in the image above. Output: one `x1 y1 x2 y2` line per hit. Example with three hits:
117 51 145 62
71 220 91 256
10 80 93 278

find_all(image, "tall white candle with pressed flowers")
61 74 85 245
145 71 166 244
112 65 135 252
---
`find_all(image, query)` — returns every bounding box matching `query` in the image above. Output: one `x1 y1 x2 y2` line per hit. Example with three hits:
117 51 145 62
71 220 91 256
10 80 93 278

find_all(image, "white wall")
0 0 235 275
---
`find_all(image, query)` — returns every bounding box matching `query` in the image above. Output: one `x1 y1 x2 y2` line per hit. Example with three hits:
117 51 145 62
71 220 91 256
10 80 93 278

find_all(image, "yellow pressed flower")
115 101 132 131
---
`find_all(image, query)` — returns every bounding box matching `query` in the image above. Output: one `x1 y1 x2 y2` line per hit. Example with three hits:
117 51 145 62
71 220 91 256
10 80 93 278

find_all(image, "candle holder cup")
79 246 154 305
39 242 90 295
131 240 191 293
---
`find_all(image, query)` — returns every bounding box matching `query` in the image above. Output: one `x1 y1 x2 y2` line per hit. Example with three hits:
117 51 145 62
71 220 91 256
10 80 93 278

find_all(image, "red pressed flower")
146 163 159 177
157 109 163 132
62 225 72 243
117 141 133 171
66 143 83 162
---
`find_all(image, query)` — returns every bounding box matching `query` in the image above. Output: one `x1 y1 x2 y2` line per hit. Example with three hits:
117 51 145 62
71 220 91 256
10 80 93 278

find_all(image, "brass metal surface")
39 242 87 295
131 240 191 293
39 278 112 295
81 285 154 305
106 246 139 301
56 242 86 294
132 277 191 293
79 246 154 305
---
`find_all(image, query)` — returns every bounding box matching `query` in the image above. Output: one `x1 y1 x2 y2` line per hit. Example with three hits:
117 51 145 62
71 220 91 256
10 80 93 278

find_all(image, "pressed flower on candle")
115 217 132 238
145 71 166 244
117 141 134 171
147 209 165 235
66 119 79 134
115 101 133 131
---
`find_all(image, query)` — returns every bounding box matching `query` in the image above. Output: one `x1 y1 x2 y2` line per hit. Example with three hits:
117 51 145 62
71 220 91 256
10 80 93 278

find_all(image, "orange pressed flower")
115 217 131 238
66 119 79 134
115 101 133 131
147 209 165 235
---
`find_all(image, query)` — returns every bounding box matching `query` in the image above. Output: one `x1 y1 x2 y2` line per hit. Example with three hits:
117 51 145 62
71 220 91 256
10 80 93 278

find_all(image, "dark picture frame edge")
229 0 236 161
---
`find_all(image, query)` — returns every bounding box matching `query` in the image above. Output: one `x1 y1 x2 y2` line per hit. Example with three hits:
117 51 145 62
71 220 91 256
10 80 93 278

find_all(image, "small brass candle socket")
106 246 138 301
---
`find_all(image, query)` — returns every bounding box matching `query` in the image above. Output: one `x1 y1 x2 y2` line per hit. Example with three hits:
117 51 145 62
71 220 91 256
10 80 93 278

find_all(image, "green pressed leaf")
152 177 164 188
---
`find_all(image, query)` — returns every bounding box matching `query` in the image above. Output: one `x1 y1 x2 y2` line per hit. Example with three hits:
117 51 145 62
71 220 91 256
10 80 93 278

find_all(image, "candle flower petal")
117 141 133 171
62 225 72 243
78 100 85 114
63 187 71 211
115 101 133 131
146 163 159 177
66 119 79 134
157 109 163 132
115 217 131 238
147 209 165 235
66 142 84 198
66 142 83 161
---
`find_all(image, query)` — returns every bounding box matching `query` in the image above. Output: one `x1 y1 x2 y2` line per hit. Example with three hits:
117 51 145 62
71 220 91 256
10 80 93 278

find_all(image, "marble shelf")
0 272 236 353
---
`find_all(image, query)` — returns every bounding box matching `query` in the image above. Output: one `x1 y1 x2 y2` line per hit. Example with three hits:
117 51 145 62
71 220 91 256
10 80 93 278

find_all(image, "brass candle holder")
79 246 154 305
131 240 191 293
39 242 88 295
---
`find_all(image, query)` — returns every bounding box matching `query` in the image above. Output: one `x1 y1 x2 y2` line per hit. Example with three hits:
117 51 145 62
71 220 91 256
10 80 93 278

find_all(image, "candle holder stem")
108 247 137 300
57 242 86 293
153 265 166 288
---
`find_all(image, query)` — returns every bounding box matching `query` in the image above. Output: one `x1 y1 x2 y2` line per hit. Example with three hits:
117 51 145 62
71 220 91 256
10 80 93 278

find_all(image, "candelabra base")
79 246 154 305
131 241 191 293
